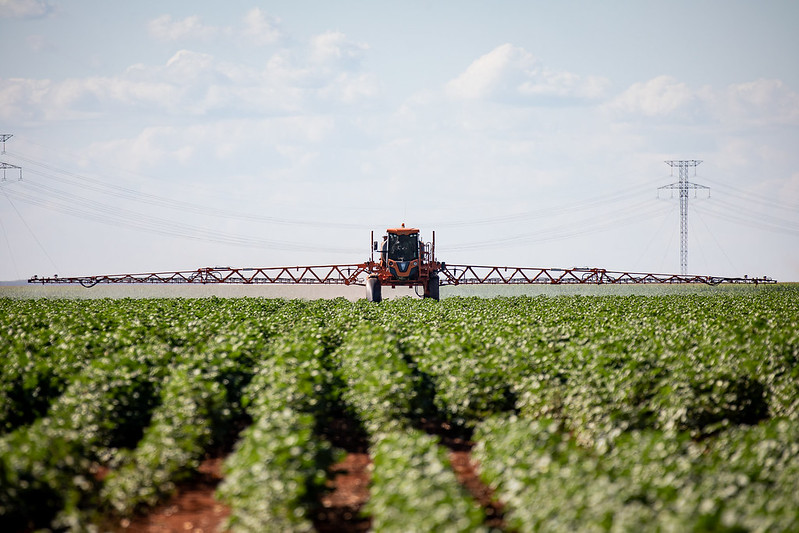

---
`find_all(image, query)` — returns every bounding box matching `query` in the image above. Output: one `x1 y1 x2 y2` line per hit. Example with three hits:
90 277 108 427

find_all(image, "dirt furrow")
449 449 507 530
114 457 230 533
314 451 372 532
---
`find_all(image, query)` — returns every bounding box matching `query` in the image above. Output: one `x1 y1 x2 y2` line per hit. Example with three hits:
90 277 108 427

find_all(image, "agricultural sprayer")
29 225 775 300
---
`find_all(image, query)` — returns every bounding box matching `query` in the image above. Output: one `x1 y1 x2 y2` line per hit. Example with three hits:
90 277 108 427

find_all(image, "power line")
7 151 366 230
427 185 654 229
637 202 678 268
694 202 799 237
693 205 737 273
0 208 21 280
442 198 671 252
0 185 59 272
0 182 362 255
701 175 799 214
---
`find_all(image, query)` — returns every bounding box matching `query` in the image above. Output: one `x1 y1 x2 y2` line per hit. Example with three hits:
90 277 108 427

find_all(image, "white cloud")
0 72 190 122
84 115 337 178
315 72 379 105
0 78 50 121
0 31 381 124
608 75 799 128
148 14 221 41
242 8 282 45
609 75 698 118
447 44 536 100
163 49 217 80
146 9 283 46
309 31 369 70
720 79 799 126
446 43 608 104
0 0 53 18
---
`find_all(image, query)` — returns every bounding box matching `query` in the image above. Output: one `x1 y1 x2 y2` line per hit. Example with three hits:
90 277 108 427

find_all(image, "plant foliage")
0 287 797 530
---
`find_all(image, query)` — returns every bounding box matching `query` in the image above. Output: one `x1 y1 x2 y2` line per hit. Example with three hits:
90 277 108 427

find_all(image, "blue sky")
1 0 798 282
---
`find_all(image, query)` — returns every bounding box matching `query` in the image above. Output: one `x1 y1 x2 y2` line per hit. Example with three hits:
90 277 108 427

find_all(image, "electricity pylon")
0 134 12 153
1 134 22 181
658 160 709 275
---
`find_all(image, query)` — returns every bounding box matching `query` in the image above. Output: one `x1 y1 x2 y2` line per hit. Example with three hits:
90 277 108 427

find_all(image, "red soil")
107 422 505 532
314 452 372 532
113 458 229 533
449 450 507 529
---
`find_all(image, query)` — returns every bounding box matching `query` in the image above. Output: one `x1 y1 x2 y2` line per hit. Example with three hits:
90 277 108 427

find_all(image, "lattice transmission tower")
1 134 23 181
658 160 709 275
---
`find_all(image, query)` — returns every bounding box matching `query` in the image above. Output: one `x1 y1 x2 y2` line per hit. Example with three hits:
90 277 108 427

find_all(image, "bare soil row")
113 420 506 532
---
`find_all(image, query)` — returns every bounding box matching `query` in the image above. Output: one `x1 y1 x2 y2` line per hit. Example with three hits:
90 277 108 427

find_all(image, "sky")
1 0 798 283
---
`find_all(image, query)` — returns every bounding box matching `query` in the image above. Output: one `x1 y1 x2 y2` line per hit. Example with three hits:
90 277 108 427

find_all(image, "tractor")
364 224 442 302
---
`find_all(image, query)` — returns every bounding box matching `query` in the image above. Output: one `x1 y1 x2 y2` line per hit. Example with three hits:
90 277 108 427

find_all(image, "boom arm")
28 264 370 288
28 263 774 287
438 264 773 285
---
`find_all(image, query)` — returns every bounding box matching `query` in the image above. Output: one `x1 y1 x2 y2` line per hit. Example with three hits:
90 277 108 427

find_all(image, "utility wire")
2 182 362 254
428 184 658 229
0 208 20 280
702 176 799 213
636 202 678 267
693 205 738 273
442 198 671 252
694 203 799 237
9 149 665 232
0 184 60 272
5 148 797 259
697 197 799 234
8 151 367 229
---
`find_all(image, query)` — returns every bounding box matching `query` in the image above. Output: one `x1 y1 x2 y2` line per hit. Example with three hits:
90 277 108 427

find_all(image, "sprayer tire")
426 273 440 301
366 276 382 303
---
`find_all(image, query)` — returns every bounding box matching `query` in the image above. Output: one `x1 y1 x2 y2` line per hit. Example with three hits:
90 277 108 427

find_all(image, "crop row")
333 325 487 531
1 298 283 529
0 287 797 531
473 415 799 531
217 329 338 532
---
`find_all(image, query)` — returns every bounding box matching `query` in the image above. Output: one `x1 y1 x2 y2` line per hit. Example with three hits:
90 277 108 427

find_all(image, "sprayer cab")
379 226 421 280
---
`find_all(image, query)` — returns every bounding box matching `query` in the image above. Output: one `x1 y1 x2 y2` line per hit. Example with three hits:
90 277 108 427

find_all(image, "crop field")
1 286 798 532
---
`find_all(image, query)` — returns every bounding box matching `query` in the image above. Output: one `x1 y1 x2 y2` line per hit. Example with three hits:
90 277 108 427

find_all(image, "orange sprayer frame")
28 227 774 290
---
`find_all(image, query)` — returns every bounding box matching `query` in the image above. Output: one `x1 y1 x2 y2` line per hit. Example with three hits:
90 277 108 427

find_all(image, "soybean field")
1 286 798 532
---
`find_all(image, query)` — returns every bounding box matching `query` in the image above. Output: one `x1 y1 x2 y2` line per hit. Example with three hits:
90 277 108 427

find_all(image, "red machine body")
361 224 442 301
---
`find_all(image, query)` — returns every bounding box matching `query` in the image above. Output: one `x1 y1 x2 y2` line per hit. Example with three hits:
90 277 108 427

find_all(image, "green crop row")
367 429 486 533
473 415 799 532
400 328 516 428
0 298 284 435
333 324 425 433
332 322 492 531
0 298 284 530
0 287 797 530
0 348 166 530
218 408 334 533
217 329 339 532
100 363 230 516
